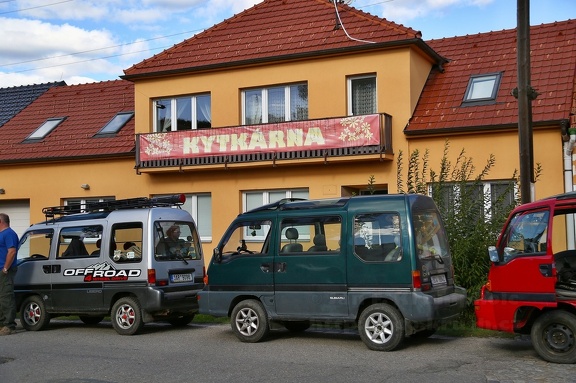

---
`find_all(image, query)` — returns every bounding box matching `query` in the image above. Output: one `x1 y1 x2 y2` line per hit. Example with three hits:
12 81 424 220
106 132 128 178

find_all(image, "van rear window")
154 221 201 261
413 211 449 260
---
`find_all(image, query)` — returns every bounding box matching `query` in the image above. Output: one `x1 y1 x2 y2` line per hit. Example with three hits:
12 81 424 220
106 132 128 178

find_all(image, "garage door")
0 200 30 239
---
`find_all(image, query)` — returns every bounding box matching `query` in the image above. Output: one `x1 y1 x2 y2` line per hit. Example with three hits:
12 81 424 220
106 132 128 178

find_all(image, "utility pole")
516 0 536 203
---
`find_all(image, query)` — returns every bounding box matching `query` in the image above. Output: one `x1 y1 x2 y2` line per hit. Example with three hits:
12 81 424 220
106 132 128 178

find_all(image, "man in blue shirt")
0 213 19 335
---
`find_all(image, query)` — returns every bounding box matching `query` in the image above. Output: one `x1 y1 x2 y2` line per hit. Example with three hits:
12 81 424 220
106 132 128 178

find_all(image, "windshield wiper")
174 253 189 264
422 253 444 264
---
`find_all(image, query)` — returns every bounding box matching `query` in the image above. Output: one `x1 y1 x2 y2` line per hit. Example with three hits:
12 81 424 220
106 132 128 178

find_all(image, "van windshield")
17 229 54 263
154 221 201 261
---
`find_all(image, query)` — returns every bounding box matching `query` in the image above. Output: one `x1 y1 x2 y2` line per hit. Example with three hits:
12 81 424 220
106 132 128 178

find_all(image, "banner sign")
138 114 381 161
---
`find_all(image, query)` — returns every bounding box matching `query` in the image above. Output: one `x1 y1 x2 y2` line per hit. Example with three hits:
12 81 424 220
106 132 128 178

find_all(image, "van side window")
58 225 103 258
280 216 342 254
17 229 54 261
111 223 143 263
354 213 401 262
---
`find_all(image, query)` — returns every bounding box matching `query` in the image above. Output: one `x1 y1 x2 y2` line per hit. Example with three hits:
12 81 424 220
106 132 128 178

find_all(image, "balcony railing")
135 113 392 171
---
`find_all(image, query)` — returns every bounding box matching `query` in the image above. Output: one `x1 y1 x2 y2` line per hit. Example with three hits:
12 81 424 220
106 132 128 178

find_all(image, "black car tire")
531 310 576 364
168 314 195 327
79 315 105 325
20 295 51 331
231 299 270 343
111 297 144 335
358 303 404 351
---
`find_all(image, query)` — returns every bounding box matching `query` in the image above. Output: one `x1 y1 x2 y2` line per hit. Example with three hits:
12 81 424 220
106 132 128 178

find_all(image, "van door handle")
42 265 60 274
276 262 287 273
260 263 271 273
539 263 553 277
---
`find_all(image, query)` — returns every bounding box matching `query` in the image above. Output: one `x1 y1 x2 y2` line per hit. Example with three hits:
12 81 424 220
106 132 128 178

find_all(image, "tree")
397 140 520 321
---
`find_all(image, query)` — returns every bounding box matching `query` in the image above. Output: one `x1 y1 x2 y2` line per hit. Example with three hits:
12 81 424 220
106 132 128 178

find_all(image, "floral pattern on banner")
339 116 374 143
144 133 173 156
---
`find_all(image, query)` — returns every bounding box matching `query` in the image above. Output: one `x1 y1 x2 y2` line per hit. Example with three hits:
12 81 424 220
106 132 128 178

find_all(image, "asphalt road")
1 319 575 383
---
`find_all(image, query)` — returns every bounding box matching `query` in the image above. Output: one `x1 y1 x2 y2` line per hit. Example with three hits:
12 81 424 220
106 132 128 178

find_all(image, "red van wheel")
531 310 576 364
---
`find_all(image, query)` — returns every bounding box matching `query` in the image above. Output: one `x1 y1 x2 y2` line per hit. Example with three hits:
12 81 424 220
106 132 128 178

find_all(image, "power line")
9 45 175 73
0 0 74 15
0 1 392 76
0 29 203 68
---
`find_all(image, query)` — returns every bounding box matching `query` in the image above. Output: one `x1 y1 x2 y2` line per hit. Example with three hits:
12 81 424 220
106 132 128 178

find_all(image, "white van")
15 195 204 335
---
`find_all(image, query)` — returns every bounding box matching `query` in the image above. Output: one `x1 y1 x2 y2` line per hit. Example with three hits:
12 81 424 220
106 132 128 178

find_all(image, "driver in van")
157 225 188 259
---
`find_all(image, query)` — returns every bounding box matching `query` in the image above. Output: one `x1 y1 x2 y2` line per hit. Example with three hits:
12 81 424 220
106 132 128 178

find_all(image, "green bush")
396 140 520 322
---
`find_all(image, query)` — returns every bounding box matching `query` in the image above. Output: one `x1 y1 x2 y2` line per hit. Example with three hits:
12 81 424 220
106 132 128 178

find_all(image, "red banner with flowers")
138 114 381 161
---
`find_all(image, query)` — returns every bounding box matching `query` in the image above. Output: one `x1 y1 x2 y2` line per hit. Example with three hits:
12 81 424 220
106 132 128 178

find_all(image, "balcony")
135 113 393 172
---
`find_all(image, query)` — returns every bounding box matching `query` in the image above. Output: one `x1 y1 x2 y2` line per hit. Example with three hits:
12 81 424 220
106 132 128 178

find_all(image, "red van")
475 192 576 363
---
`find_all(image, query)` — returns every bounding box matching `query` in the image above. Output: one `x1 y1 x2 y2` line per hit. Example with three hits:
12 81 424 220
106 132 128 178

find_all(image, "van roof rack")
42 194 186 219
247 198 308 213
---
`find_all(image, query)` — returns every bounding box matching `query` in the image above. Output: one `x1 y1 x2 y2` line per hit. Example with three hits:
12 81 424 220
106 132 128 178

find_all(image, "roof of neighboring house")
123 0 439 80
406 19 576 135
0 80 135 163
0 81 66 127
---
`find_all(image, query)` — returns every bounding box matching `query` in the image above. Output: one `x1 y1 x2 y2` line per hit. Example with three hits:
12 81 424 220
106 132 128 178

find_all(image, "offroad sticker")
63 262 141 282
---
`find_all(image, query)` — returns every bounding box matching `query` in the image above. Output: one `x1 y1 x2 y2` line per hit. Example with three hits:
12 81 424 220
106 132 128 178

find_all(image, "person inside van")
157 225 187 259
91 239 102 256
62 237 88 257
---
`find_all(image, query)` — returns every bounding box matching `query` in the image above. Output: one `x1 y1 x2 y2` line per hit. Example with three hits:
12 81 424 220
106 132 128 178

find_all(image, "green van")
198 194 466 351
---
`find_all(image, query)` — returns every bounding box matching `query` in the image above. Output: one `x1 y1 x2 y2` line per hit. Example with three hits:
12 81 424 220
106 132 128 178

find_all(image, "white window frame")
155 193 212 242
242 189 309 241
241 83 308 125
153 94 211 132
64 197 115 212
347 75 377 116
430 180 516 221
463 73 502 103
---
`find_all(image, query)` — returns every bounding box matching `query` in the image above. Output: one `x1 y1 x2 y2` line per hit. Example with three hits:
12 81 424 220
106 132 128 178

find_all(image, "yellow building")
1 0 575 261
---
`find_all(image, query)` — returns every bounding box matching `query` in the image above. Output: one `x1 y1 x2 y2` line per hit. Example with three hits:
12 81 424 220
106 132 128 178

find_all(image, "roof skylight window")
25 117 66 141
94 112 134 136
463 73 502 104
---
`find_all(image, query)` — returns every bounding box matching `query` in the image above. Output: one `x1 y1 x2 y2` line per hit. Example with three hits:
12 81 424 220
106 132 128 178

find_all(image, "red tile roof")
406 19 576 134
0 80 135 163
123 0 428 79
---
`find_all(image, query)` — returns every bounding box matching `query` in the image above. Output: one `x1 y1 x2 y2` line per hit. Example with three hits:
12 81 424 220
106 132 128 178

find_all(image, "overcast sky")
0 0 574 88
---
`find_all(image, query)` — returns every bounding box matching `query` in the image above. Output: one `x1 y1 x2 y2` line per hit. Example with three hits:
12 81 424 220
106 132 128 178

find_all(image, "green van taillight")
412 270 422 289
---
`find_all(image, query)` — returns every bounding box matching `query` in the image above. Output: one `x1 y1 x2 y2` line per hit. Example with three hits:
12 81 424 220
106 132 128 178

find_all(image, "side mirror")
488 246 500 263
213 248 222 263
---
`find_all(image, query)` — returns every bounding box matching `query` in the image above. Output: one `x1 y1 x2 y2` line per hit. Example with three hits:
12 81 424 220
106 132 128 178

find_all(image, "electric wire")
0 0 74 15
1 0 392 77
333 0 376 44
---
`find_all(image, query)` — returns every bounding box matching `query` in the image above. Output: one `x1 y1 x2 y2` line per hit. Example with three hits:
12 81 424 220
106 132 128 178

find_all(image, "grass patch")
193 314 228 324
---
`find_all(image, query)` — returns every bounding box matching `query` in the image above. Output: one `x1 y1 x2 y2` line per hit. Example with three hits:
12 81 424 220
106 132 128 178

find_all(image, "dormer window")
24 117 66 142
94 112 134 137
463 73 502 105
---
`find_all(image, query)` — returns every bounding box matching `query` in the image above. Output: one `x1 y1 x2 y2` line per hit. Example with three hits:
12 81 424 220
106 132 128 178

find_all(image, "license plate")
170 273 193 283
431 274 447 286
